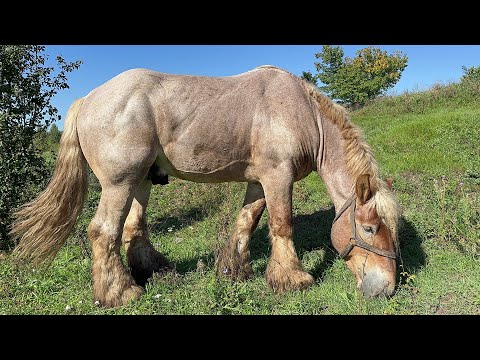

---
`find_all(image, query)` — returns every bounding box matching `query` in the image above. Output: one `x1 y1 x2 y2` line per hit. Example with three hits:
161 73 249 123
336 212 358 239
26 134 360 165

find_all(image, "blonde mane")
301 81 401 247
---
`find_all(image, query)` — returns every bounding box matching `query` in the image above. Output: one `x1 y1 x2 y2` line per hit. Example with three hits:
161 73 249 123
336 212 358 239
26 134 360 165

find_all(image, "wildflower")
78 300 83 304
94 300 100 306
65 305 72 311
154 294 161 299
459 181 464 187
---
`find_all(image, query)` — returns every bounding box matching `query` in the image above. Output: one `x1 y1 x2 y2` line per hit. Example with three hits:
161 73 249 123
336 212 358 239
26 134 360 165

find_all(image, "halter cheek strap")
333 195 397 260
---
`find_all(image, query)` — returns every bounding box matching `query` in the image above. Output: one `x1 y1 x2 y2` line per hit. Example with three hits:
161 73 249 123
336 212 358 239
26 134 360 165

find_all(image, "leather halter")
332 195 397 260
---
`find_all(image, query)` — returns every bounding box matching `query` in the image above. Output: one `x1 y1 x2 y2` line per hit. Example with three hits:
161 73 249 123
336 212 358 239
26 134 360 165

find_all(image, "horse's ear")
386 177 393 191
355 174 373 205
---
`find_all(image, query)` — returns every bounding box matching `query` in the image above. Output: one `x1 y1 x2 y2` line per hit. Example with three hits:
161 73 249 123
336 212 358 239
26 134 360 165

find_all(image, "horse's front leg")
261 167 315 293
216 182 266 280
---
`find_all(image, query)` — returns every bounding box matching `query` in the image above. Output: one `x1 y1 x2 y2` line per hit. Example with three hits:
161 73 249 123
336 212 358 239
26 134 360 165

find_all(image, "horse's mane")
301 80 401 248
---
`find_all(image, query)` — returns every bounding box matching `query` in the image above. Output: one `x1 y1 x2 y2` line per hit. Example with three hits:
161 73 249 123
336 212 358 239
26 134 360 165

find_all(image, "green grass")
1 83 480 315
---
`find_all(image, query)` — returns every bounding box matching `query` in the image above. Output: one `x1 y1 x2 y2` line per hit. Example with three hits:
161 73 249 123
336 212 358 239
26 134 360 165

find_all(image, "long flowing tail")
10 98 88 265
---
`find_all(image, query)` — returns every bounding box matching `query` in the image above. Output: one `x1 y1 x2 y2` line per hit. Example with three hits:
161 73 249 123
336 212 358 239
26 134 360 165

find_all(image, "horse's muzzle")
358 269 395 298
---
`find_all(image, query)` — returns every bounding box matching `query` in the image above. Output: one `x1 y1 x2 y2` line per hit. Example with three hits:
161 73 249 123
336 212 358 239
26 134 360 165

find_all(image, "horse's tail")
10 97 88 266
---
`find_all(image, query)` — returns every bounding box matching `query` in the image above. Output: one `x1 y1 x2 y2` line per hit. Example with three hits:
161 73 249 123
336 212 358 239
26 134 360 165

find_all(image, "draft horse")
11 66 400 308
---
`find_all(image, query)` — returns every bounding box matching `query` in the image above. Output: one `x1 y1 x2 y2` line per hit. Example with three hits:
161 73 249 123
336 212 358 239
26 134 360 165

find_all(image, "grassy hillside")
1 82 479 315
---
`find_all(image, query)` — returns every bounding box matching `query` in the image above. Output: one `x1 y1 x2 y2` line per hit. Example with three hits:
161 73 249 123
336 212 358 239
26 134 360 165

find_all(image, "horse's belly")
172 163 252 183
156 143 256 183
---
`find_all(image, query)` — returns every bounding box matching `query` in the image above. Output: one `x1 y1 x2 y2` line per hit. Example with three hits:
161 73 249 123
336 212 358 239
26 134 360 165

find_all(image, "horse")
10 65 401 308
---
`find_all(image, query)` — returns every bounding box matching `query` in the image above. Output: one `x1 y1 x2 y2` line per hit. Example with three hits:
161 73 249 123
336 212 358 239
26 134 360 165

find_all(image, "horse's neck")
317 115 355 212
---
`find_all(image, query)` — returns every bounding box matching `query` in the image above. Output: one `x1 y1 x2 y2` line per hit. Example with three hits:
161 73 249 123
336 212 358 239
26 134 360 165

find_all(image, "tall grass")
355 78 480 117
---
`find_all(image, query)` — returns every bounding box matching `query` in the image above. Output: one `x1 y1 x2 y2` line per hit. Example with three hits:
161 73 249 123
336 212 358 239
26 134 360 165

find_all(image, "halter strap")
333 194 356 223
333 195 397 260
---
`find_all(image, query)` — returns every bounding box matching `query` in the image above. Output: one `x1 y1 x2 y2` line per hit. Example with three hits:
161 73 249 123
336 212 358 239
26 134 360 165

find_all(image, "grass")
1 82 480 315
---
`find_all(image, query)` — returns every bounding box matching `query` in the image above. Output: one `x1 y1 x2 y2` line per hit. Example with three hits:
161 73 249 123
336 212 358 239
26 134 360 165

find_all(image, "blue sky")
45 45 480 129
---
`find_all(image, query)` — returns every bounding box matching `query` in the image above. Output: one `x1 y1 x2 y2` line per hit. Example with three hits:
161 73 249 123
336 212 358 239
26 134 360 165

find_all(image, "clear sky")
45 45 480 129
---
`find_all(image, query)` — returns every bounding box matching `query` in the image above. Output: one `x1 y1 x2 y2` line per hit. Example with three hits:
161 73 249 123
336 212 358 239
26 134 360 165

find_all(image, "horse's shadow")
148 205 212 235
397 217 427 277
172 206 427 282
249 208 339 279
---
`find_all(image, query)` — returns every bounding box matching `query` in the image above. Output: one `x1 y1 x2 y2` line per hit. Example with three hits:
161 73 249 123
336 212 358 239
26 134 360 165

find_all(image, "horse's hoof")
265 262 315 293
94 284 144 308
216 248 253 281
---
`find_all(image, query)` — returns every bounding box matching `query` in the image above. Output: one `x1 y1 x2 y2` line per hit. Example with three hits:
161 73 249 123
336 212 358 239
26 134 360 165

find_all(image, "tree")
302 45 408 106
461 65 480 82
0 45 81 249
48 123 62 144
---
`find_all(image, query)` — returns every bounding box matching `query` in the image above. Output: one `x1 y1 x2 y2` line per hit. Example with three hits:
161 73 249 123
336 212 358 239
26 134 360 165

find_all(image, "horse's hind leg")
216 182 266 280
261 168 314 293
122 180 171 286
88 184 144 308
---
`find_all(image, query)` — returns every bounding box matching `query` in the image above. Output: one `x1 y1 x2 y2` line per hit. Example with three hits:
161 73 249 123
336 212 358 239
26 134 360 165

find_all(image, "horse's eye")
362 226 374 235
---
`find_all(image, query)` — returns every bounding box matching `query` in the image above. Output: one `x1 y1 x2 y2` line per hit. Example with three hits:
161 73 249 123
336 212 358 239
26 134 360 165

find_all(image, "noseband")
332 195 396 260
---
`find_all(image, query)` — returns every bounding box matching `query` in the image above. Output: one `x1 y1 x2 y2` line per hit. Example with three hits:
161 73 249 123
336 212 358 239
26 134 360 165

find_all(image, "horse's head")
332 174 399 298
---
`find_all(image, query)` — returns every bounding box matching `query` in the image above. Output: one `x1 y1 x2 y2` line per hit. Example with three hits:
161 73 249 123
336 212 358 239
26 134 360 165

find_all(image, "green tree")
0 45 81 249
48 123 62 144
461 65 480 82
302 45 408 106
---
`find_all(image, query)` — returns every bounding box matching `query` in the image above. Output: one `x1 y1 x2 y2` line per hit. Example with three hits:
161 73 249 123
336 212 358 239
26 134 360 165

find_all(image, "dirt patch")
435 293 455 315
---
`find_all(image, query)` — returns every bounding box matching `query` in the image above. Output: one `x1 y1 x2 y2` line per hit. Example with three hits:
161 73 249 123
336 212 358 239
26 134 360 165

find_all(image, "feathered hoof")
94 283 145 308
265 260 315 294
216 247 253 281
